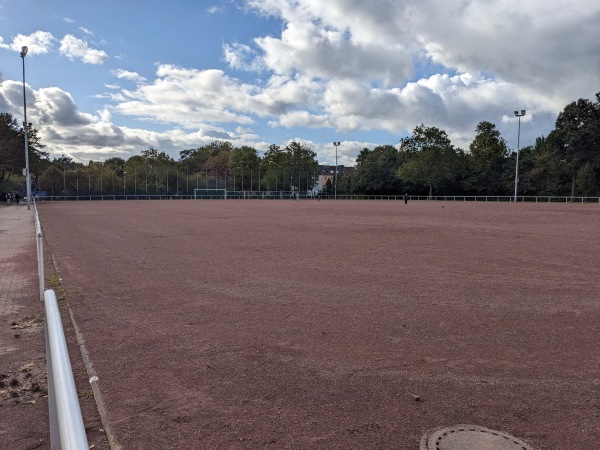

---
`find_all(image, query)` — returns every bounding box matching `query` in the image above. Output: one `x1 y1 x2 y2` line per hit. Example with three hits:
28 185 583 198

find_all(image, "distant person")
404 193 408 205
14 193 21 205
6 193 11 204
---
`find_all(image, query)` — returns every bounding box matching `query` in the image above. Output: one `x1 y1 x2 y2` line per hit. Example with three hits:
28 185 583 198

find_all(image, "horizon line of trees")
1 91 598 198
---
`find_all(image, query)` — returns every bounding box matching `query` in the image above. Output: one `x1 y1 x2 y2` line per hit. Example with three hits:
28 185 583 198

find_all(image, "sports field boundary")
35 200 600 449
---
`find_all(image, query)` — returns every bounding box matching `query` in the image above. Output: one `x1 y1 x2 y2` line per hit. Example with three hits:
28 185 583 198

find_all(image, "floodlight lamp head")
521 110 526 115
20 46 28 57
333 141 340 146
514 111 519 116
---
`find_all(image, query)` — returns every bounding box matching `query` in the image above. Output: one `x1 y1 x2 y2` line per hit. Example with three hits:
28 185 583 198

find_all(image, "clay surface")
38 200 600 449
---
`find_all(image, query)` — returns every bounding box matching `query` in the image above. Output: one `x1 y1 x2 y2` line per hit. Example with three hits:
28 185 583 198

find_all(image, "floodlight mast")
333 142 340 199
20 46 32 210
513 110 526 202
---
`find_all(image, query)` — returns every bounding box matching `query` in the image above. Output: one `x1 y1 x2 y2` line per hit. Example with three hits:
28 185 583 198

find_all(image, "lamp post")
20 46 32 210
123 171 127 199
513 110 526 202
333 142 340 199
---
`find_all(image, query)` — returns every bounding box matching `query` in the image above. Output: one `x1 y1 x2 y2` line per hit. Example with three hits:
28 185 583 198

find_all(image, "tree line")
1 92 598 198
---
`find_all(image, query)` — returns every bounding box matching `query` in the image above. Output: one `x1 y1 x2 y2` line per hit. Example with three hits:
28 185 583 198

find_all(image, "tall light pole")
513 110 526 202
123 171 127 199
20 46 32 210
333 141 340 199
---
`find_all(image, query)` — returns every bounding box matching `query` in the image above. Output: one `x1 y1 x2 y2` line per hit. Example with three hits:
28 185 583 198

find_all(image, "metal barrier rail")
34 203 44 302
38 194 600 203
34 201 89 449
44 289 89 450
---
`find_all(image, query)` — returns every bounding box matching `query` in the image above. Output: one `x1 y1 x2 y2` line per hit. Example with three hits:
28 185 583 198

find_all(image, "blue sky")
1 0 599 166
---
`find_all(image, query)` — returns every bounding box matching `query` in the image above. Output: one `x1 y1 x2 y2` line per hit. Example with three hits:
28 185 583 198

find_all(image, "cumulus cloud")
3 1 598 163
34 87 97 126
0 80 27 115
237 0 599 149
59 34 108 64
0 31 55 54
254 19 412 84
112 65 257 126
223 43 261 71
112 69 147 83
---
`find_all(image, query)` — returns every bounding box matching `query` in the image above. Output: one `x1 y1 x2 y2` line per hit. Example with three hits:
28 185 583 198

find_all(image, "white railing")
34 205 44 302
44 289 89 450
34 201 89 449
38 193 600 203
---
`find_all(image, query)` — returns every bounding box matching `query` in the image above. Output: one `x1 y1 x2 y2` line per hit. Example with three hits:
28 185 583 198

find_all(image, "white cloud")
2 1 598 163
112 69 147 83
207 6 223 14
0 31 56 54
112 65 257 126
223 43 261 71
78 27 94 37
231 0 600 151
63 17 75 23
59 34 108 64
253 18 412 85
34 87 97 126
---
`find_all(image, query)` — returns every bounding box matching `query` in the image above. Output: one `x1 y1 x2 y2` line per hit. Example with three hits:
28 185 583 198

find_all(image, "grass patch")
79 389 94 400
46 271 67 306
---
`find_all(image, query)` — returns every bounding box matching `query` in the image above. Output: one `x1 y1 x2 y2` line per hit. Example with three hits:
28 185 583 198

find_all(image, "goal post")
194 189 227 199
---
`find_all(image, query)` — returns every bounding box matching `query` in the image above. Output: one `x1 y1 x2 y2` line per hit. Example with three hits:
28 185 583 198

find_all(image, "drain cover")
420 425 534 450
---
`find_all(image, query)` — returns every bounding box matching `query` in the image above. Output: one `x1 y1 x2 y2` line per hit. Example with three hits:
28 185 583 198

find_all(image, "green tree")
104 157 126 176
38 165 62 196
397 124 465 198
0 112 49 192
576 162 595 196
261 145 288 190
525 136 570 196
179 147 210 175
464 121 511 195
229 146 260 190
123 155 146 195
259 142 317 192
139 147 176 194
141 146 174 166
335 173 354 195
204 149 231 182
284 141 318 193
353 145 401 195
550 93 600 198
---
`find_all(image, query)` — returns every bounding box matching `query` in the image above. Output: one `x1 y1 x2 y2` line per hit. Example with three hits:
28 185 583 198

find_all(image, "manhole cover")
420 425 534 450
